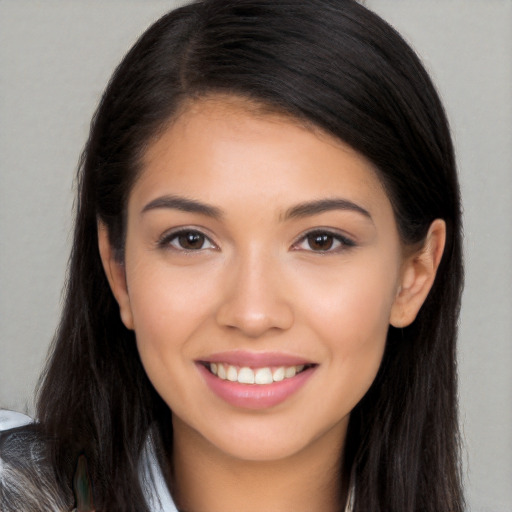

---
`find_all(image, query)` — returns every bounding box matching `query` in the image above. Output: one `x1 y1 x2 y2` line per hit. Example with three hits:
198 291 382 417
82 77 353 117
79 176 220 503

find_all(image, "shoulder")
0 410 73 512
0 409 32 430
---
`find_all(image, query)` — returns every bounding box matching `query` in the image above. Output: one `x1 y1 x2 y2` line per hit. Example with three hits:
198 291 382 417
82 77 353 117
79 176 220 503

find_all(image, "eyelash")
157 228 217 252
157 228 356 253
293 230 356 253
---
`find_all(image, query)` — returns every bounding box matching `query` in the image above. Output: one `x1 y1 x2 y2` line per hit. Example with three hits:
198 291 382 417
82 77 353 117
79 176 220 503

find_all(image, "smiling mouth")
202 362 316 385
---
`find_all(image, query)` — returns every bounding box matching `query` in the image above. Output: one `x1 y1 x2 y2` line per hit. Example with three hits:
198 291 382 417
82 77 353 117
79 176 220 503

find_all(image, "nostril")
216 307 293 337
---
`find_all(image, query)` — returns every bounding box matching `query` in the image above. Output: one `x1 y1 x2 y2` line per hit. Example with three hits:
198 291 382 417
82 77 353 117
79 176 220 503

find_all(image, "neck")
171 416 348 512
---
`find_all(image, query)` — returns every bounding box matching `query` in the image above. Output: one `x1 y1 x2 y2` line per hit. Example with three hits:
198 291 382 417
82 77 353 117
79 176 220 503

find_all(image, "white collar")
139 435 179 512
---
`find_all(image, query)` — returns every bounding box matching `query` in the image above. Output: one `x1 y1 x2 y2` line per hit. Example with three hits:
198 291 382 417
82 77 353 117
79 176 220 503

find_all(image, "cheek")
299 253 397 338
123 260 224 422
127 256 219 342
295 254 398 398
123 256 223 399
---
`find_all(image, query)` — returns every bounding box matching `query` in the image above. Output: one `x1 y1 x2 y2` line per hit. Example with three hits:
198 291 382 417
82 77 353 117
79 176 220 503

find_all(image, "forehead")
132 96 392 222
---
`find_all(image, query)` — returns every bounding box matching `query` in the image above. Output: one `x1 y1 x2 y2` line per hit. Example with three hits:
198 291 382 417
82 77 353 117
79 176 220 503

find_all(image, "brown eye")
294 230 355 253
306 233 334 251
161 230 215 251
178 231 205 250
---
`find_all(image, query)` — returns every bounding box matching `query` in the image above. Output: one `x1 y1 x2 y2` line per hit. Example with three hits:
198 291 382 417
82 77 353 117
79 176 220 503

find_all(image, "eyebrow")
141 195 223 219
282 198 372 222
141 195 372 223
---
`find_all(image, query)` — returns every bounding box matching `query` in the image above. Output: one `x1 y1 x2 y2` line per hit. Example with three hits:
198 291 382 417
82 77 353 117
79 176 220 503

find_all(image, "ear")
97 222 134 330
390 219 446 328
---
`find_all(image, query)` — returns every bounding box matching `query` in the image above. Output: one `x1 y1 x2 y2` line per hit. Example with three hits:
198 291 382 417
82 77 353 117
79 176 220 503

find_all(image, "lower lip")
197 364 316 410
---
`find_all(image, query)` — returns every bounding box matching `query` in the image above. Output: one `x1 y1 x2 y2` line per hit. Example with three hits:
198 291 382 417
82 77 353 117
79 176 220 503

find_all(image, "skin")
99 96 445 512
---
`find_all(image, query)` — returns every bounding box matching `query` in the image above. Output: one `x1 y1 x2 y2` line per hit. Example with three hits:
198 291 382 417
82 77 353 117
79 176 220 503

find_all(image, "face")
102 97 415 462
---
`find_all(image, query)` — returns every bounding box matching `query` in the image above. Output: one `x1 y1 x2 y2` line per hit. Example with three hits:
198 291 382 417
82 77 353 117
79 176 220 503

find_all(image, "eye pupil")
308 233 334 251
179 231 205 250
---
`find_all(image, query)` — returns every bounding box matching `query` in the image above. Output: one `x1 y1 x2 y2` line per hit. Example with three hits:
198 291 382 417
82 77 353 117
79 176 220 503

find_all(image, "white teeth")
226 365 238 382
217 364 227 380
238 367 255 384
209 363 309 384
272 367 285 382
285 366 297 378
254 367 273 385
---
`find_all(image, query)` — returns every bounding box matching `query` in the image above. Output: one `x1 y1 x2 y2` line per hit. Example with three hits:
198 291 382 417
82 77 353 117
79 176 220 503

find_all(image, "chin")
216 436 308 463
187 411 349 464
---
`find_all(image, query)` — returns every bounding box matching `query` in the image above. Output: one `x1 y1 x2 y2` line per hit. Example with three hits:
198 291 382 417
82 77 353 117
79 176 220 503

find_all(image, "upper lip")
198 350 315 367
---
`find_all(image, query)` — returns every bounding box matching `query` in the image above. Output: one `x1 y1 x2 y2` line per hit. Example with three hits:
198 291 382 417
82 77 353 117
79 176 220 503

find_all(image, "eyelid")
156 226 355 253
291 228 356 252
156 226 218 251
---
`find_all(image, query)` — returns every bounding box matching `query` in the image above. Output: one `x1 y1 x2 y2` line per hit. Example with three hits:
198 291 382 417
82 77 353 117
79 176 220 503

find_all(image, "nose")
215 250 294 338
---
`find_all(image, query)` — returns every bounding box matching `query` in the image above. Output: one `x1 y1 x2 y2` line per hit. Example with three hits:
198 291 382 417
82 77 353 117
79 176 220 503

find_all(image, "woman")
0 0 464 511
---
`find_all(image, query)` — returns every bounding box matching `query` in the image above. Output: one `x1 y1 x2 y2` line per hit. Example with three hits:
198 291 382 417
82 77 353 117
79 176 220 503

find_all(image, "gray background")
0 1 511 511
